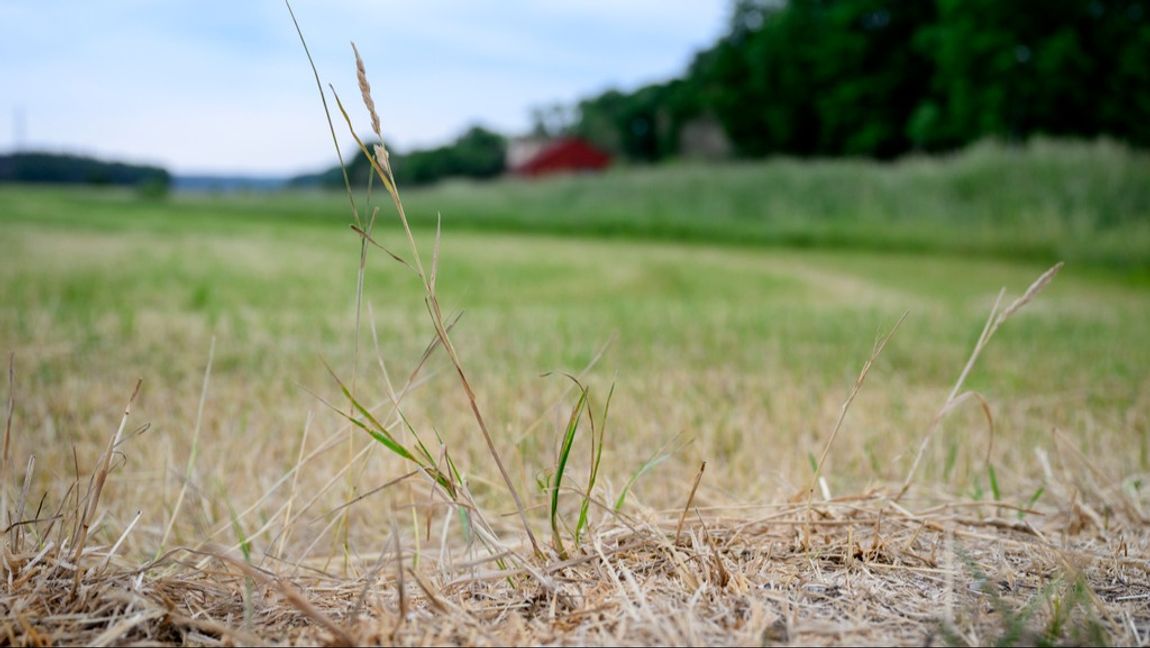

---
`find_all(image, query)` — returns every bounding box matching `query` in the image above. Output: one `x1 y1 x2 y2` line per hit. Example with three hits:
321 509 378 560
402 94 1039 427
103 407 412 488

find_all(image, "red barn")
508 137 611 177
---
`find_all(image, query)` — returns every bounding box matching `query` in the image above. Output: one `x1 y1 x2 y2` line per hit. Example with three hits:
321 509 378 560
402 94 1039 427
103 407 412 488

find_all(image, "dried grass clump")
2 5 1148 646
4 474 1146 645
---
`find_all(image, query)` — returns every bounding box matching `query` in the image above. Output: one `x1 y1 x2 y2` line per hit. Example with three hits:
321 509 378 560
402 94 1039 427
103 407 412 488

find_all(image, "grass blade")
898 263 1062 501
1019 486 1045 520
551 385 588 558
614 433 681 512
283 0 360 228
575 382 613 546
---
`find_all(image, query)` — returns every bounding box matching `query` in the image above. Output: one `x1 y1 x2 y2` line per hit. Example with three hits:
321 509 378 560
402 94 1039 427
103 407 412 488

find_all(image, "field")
1 142 1149 645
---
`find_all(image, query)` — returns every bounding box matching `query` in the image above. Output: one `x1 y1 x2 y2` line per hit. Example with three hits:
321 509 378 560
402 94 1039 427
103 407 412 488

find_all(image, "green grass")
454 134 1127 271
3 137 1147 271
4 212 1145 386
2 181 1148 509
1 139 1148 532
401 138 1150 270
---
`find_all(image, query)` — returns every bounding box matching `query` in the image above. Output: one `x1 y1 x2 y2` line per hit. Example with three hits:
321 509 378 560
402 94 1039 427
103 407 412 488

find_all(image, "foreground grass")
1 184 1147 644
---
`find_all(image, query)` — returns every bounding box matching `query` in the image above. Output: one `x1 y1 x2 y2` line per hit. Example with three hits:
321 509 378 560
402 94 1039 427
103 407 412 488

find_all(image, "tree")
297 125 507 189
912 0 1150 147
690 0 937 157
0 152 170 189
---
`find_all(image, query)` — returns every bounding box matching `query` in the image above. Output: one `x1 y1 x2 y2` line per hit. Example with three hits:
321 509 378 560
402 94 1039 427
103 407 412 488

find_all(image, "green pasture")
1 141 1147 516
3 138 1148 269
2 187 1148 505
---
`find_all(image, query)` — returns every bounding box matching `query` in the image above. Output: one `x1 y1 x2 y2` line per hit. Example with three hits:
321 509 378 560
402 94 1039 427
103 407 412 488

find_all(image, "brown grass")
3 460 1146 645
1 8 1148 646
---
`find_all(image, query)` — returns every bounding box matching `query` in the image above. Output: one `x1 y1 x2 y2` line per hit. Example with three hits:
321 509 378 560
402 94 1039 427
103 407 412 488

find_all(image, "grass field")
5 138 1148 270
1 143 1149 644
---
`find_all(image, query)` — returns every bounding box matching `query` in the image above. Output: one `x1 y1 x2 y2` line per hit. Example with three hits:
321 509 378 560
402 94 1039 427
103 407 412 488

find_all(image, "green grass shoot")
550 383 589 558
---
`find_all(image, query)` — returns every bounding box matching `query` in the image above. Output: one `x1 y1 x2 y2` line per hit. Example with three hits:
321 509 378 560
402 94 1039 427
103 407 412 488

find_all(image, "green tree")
691 0 937 157
912 0 1150 147
310 125 507 189
686 0 1149 156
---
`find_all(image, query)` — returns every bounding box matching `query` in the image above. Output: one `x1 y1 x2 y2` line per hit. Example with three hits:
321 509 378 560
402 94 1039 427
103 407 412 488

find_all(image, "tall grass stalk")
328 47 543 557
285 0 542 559
275 411 312 560
807 312 906 508
2 353 13 532
71 379 141 565
159 336 215 554
674 461 706 544
575 383 613 546
897 263 1063 501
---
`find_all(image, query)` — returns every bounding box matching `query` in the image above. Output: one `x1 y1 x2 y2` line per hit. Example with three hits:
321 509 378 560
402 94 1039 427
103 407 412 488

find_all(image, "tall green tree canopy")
568 0 1150 161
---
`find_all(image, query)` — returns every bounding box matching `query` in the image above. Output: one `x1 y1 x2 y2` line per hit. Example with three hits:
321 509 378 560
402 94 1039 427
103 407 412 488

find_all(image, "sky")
0 1 730 176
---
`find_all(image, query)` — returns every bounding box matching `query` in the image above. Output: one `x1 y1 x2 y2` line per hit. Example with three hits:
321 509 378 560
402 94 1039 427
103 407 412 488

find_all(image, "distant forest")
565 0 1150 161
300 0 1150 187
0 152 170 190
292 126 506 189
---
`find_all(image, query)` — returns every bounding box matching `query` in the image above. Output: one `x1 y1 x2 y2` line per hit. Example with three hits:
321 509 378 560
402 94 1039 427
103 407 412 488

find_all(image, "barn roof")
508 137 611 177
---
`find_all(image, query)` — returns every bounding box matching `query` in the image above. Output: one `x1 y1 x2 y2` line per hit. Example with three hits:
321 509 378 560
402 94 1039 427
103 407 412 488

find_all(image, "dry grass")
3 459 1146 645
2 10 1149 646
2 241 1146 647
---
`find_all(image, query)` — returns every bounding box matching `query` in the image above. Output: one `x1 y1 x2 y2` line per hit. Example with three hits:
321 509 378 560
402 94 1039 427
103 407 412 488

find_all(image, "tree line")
0 152 171 193
292 126 506 189
568 0 1149 161
298 0 1149 187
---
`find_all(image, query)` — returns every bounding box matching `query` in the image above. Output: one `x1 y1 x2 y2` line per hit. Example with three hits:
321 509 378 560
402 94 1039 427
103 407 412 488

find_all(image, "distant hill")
0 151 170 188
286 167 341 189
173 175 288 192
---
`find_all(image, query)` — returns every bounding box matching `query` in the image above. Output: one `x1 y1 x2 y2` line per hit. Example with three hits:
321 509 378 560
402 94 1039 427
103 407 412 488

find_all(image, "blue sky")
0 1 729 175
